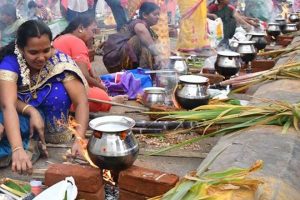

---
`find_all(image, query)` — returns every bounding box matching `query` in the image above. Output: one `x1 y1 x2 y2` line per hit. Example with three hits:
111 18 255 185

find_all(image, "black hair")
139 2 160 20
54 15 95 40
0 20 52 61
28 1 38 9
0 3 17 20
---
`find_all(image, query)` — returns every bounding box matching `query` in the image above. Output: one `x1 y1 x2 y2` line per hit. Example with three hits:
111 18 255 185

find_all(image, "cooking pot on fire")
246 32 267 50
215 51 241 79
175 75 210 110
167 56 188 75
88 116 139 171
275 17 287 32
289 13 300 23
142 87 166 107
282 23 298 33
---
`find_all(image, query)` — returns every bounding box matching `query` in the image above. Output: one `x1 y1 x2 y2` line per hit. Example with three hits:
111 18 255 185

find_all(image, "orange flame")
57 116 98 168
103 169 116 186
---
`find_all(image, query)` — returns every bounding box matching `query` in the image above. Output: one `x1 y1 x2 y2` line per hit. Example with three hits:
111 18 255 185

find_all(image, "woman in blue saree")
0 20 89 174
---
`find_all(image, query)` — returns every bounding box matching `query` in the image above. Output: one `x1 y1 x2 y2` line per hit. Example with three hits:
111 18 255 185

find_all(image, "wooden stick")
88 98 149 111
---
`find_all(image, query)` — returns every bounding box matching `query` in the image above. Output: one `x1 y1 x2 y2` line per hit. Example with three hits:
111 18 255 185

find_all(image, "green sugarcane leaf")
162 180 195 200
203 168 247 179
282 118 292 134
4 179 29 194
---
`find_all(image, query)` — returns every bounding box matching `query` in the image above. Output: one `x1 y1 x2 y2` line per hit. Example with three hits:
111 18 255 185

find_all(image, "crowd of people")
0 0 299 174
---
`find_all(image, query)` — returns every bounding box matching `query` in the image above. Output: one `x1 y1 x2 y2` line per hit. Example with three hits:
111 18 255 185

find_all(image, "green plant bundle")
219 62 300 93
146 101 300 155
150 160 263 200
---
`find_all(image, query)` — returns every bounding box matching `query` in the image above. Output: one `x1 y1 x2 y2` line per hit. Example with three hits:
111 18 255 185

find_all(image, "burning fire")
103 169 116 186
57 116 98 168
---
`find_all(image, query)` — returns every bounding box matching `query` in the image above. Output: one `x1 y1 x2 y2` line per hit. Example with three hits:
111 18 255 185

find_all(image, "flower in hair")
14 43 30 86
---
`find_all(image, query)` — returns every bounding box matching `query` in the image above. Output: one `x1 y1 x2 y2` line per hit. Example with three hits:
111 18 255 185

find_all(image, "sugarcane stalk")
88 98 149 111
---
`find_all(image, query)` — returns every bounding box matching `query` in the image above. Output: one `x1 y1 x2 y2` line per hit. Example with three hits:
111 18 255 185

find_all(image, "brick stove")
44 164 179 200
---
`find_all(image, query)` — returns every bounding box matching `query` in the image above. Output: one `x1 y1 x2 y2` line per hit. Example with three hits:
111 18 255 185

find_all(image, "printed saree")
0 51 87 158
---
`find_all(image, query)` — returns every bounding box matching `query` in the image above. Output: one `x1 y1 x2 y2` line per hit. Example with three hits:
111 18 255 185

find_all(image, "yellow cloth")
177 0 209 51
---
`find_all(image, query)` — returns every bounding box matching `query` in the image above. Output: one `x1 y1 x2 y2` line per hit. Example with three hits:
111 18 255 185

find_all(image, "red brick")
45 164 103 193
118 165 179 197
77 186 105 200
119 189 148 200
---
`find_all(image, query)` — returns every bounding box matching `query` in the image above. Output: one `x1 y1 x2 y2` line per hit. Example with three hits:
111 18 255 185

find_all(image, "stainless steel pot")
237 41 256 72
246 32 267 50
283 23 298 33
289 13 300 23
275 17 287 32
88 116 139 171
215 51 240 79
175 75 210 109
167 56 188 75
142 87 166 107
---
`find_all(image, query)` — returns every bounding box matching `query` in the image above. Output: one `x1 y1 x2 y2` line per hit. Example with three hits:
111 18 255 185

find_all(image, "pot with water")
175 75 210 109
215 51 241 79
87 116 139 171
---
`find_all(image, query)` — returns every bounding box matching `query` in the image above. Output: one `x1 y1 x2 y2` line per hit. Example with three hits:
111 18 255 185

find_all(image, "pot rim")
238 41 256 45
169 56 185 60
268 23 280 25
247 32 266 36
89 115 135 132
179 75 208 84
143 87 166 93
286 23 297 26
217 50 240 57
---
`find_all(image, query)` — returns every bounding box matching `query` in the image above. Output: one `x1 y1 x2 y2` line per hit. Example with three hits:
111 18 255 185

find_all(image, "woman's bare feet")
0 123 4 140
110 95 128 104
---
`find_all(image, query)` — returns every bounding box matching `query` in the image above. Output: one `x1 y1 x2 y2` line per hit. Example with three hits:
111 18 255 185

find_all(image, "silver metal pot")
246 32 267 50
215 51 241 79
167 56 188 75
289 13 300 23
175 75 210 109
283 23 298 33
275 17 287 32
88 116 139 171
142 87 166 107
267 23 281 46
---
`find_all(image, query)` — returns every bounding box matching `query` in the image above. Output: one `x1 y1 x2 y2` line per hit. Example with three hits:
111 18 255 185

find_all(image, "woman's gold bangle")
12 146 23 153
22 105 32 115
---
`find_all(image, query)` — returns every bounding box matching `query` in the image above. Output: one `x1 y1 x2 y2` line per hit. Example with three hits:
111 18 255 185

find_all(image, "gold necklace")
29 69 43 99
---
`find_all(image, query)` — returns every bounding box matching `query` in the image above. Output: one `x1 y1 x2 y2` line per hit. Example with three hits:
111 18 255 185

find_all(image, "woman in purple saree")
0 20 89 174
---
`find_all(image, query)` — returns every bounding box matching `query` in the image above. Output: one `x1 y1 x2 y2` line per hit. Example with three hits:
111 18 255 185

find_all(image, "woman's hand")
28 109 48 157
11 148 33 175
71 137 88 158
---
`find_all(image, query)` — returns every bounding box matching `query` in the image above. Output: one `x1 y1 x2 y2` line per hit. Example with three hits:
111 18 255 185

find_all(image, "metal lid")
286 23 297 26
268 22 280 25
179 75 208 84
217 50 240 57
89 116 135 132
247 32 266 36
238 41 256 44
275 18 286 21
169 56 185 60
143 87 166 93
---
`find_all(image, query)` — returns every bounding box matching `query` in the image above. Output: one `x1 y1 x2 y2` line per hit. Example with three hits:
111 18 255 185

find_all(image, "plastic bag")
207 18 224 48
33 177 77 200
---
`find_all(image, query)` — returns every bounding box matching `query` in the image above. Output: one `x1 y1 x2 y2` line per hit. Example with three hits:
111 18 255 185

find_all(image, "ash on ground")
105 184 119 200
